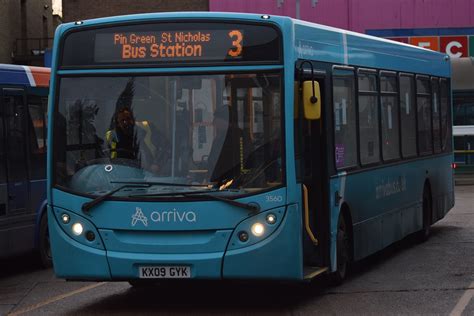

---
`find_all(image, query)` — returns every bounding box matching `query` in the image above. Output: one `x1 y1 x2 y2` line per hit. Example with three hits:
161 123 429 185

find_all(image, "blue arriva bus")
48 13 454 283
0 64 51 267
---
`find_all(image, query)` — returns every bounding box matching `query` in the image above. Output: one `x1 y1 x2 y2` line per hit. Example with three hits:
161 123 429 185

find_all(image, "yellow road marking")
449 280 474 316
8 282 106 316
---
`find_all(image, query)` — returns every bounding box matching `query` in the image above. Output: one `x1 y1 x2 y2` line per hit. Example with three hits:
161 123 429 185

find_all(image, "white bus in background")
452 57 474 169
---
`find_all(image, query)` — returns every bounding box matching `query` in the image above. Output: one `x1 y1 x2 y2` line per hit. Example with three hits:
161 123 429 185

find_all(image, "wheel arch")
339 202 354 260
34 199 48 249
330 201 354 273
423 179 433 225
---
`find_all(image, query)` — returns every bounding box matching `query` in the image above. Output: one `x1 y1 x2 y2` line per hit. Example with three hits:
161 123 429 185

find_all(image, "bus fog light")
85 231 95 241
72 223 84 236
251 223 265 237
238 231 249 242
61 213 70 224
266 213 277 224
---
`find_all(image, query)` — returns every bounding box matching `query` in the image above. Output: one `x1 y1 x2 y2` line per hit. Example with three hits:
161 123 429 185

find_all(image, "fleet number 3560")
266 195 283 202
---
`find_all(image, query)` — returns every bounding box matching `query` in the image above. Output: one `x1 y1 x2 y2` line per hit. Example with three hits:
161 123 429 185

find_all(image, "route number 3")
228 30 243 57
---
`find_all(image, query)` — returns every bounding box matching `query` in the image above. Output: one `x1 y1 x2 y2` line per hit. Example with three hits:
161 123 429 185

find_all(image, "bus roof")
292 19 450 77
56 11 450 77
0 64 50 87
59 11 282 27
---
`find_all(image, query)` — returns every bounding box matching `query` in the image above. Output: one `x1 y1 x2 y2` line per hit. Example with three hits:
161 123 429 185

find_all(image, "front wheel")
39 212 53 268
331 213 352 285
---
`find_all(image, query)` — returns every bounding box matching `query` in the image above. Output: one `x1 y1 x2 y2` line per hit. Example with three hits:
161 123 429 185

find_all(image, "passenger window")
333 68 357 169
417 76 433 155
380 73 400 161
358 71 380 165
431 78 441 153
400 75 417 157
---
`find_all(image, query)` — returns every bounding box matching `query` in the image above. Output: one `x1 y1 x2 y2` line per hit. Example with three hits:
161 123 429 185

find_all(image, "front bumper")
49 204 303 281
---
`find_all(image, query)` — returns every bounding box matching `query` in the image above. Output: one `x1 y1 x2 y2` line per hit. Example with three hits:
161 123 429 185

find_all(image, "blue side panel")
222 204 303 280
329 155 454 265
0 65 29 86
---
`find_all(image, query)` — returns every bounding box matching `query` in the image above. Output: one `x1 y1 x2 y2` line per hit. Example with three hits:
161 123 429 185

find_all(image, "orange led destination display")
94 29 244 63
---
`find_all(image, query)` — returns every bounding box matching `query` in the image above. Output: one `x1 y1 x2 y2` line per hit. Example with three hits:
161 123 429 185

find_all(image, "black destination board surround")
61 22 281 68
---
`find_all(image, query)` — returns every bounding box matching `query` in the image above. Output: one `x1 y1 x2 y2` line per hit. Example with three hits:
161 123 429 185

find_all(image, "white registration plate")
139 266 191 279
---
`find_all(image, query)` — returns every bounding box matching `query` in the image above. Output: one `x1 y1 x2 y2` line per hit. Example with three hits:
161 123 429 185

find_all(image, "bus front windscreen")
54 73 283 198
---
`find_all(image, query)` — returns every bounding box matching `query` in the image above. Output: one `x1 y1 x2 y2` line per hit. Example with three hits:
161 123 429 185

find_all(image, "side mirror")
302 80 321 120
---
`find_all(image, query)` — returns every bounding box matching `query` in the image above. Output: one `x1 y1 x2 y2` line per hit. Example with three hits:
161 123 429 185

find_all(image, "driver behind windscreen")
105 106 171 174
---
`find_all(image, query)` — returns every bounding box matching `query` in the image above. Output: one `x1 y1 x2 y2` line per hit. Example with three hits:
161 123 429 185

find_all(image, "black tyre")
417 186 432 242
39 212 53 268
331 213 352 285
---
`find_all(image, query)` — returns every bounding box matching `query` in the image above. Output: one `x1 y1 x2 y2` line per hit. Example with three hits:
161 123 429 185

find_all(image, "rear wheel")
39 212 53 268
331 213 352 285
417 186 432 242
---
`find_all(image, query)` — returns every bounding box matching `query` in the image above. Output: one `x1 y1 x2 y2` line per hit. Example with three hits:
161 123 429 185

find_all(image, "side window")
27 95 47 180
380 72 400 161
440 78 452 152
333 68 357 169
4 90 27 182
358 70 380 165
417 76 432 155
400 75 417 157
431 78 441 153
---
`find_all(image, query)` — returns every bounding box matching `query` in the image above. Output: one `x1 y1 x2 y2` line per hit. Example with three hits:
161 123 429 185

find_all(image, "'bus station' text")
113 32 212 59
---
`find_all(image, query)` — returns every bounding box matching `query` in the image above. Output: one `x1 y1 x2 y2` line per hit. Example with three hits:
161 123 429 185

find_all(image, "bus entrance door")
298 74 329 272
2 88 29 215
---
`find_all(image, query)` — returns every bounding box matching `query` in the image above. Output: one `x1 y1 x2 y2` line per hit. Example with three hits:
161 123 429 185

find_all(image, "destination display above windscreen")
96 29 244 62
61 22 281 67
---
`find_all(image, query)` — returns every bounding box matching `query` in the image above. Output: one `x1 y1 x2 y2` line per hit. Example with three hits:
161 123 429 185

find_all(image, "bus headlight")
53 207 104 250
228 207 285 251
251 223 265 237
72 223 84 236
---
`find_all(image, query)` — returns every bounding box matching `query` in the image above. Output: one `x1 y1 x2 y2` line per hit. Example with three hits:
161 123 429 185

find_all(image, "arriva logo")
150 209 197 223
131 207 148 227
131 207 197 226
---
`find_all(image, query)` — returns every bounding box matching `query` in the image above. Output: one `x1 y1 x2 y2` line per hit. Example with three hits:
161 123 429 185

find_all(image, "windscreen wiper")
82 183 152 213
82 181 214 213
190 192 260 213
130 190 260 213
